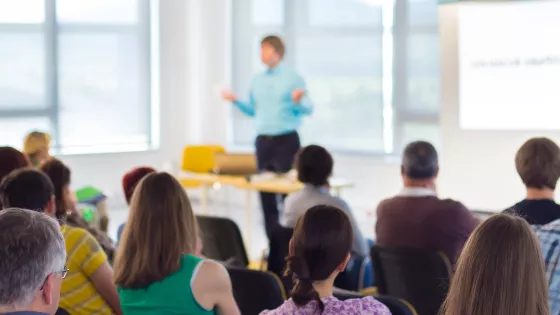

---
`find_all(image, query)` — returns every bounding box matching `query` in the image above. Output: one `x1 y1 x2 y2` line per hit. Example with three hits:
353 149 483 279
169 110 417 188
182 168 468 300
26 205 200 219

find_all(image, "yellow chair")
179 145 225 188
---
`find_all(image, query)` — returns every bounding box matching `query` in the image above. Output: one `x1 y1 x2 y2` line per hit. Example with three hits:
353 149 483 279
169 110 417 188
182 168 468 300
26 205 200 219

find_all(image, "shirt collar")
303 184 330 194
266 62 284 74
397 187 437 197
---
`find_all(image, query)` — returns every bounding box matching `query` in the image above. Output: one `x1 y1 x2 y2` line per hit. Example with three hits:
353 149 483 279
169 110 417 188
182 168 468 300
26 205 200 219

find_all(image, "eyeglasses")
56 266 69 279
40 266 69 291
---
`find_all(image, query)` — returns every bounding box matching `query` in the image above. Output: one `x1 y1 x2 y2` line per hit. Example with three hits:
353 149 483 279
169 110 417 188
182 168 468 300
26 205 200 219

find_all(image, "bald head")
402 141 439 180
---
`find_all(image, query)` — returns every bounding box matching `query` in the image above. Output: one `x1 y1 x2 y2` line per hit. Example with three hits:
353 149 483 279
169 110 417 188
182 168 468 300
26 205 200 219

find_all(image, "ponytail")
285 255 324 312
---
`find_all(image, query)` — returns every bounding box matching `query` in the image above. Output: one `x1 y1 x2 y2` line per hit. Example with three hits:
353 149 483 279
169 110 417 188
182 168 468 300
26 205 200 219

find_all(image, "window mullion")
44 0 60 151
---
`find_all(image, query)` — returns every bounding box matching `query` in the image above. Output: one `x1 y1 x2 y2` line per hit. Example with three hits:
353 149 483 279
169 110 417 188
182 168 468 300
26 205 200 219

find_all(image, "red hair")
0 147 31 181
122 167 156 204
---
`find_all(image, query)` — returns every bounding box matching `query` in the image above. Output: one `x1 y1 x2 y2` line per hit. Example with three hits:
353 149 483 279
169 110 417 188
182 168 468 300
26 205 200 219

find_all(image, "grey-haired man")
0 208 66 315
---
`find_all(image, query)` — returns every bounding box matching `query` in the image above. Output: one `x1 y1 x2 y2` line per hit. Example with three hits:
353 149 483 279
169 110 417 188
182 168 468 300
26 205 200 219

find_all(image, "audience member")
441 214 549 315
114 172 240 315
23 131 110 232
23 131 51 167
0 208 67 315
283 145 368 259
535 219 560 313
118 166 156 243
505 137 560 225
262 205 390 315
0 169 122 315
40 159 115 261
376 141 478 264
0 147 30 181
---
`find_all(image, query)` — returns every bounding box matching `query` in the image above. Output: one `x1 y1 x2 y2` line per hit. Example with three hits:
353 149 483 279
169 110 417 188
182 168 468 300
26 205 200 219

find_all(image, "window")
0 0 155 153
231 0 440 154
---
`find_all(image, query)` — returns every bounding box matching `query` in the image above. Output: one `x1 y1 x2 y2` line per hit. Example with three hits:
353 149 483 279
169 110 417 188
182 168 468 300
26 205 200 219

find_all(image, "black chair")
333 255 369 291
267 226 294 295
228 267 286 315
55 308 70 315
197 215 249 267
334 288 417 315
371 245 452 315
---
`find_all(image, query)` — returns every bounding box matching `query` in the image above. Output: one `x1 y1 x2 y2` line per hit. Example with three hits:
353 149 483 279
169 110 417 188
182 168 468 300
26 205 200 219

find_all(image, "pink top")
260 296 391 315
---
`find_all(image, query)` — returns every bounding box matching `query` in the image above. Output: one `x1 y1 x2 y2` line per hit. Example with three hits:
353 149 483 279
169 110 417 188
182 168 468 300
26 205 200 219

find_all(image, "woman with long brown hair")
114 172 240 315
441 213 550 315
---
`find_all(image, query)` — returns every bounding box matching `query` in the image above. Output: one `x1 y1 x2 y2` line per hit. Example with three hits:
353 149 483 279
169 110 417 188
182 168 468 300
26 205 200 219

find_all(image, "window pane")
408 0 438 27
0 117 51 149
56 0 138 24
252 0 284 26
309 0 382 27
57 33 149 149
406 33 440 111
0 33 46 108
0 0 44 23
400 122 441 151
297 35 384 151
300 77 385 151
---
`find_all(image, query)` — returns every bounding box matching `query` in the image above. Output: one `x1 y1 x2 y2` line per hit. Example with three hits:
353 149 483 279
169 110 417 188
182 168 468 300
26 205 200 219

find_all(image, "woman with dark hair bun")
261 205 390 315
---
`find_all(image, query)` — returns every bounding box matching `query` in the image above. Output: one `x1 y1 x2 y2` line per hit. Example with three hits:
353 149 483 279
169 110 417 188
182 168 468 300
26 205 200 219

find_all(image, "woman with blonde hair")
114 172 240 315
440 213 549 315
23 130 51 166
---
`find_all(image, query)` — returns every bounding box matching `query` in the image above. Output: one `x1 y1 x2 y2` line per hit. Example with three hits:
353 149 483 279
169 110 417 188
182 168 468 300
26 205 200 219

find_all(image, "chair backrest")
267 226 294 295
228 267 286 315
197 215 249 267
181 145 225 173
333 289 417 315
371 245 452 315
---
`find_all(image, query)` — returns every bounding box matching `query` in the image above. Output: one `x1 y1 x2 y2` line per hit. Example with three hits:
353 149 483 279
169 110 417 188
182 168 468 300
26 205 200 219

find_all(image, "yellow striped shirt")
60 225 112 315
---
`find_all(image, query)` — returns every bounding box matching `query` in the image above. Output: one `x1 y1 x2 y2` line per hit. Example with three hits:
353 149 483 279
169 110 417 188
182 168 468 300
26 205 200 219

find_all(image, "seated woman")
0 147 30 181
441 213 549 315
283 145 368 259
118 166 156 243
114 172 240 315
40 159 116 261
23 131 51 166
24 130 110 232
262 205 389 315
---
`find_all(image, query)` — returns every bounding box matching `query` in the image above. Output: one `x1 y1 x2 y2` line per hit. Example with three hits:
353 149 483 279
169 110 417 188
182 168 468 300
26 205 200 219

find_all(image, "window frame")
0 0 158 155
229 0 440 155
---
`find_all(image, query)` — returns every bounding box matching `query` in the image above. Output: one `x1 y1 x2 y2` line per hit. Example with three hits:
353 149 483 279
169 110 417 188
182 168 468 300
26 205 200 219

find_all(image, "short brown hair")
261 35 285 58
515 137 560 189
114 172 198 289
39 159 71 219
440 214 549 315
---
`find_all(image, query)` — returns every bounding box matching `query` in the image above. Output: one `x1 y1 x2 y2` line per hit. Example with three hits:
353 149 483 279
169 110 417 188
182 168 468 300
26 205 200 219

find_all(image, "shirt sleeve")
338 199 369 258
232 78 256 117
292 74 314 116
73 229 108 277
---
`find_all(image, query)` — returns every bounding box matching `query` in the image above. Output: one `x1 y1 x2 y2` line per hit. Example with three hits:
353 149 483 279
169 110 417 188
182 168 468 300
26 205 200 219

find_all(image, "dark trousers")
255 131 301 240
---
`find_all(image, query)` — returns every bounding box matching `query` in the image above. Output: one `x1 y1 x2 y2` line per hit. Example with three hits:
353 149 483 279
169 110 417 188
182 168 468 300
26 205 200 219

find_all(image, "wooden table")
178 172 354 254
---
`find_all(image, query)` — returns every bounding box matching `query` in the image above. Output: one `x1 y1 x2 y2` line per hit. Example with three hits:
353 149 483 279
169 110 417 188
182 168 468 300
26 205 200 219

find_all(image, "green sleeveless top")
118 254 215 315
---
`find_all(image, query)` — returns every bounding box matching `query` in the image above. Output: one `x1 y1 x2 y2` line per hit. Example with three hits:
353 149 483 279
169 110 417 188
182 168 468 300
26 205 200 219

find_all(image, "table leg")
201 184 209 214
245 189 252 258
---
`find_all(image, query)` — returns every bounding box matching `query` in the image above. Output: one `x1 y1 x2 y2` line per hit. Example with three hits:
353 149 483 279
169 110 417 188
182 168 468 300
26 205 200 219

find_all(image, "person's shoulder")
331 296 391 314
62 224 94 242
196 259 230 287
437 197 470 212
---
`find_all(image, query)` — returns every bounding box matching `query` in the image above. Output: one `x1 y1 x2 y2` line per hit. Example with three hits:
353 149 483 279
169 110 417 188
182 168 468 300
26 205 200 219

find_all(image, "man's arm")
292 75 314 115
233 91 256 117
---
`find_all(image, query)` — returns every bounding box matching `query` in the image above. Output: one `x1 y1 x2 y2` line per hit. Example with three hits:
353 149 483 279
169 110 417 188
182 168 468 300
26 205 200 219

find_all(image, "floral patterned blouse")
260 296 391 315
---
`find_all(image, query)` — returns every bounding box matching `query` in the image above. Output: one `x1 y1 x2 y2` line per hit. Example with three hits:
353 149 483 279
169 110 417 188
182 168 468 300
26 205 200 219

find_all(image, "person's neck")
526 187 555 200
403 179 436 191
0 304 45 314
312 278 335 299
267 61 281 70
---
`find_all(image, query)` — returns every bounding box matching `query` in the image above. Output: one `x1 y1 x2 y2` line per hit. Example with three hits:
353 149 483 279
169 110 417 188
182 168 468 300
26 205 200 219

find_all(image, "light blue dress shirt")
233 63 314 136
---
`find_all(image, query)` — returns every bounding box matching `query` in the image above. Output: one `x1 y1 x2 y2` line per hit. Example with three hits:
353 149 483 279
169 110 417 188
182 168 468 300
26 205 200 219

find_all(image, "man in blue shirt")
223 35 314 239
536 221 560 314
